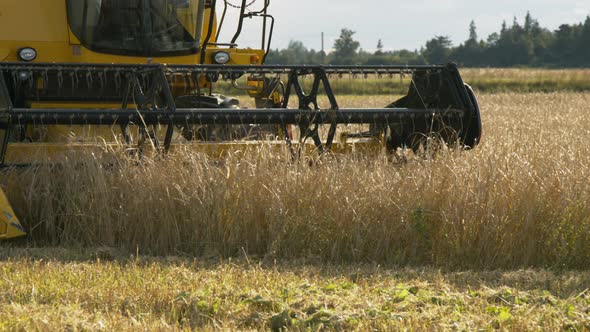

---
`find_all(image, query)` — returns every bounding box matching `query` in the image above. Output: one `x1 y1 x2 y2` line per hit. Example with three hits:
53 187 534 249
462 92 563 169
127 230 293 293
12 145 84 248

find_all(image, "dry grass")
0 248 588 331
1 93 590 269
1 92 590 330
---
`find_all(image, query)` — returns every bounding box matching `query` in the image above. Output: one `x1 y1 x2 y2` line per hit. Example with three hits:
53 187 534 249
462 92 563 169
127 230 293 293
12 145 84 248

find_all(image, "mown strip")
0 248 588 331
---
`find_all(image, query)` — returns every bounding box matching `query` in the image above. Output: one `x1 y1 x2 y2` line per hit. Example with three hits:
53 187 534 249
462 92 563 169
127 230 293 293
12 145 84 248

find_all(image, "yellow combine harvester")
0 0 482 239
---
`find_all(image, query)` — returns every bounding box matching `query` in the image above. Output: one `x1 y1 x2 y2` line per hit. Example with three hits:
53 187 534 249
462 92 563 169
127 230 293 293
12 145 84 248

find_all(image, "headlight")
213 52 230 64
18 47 37 62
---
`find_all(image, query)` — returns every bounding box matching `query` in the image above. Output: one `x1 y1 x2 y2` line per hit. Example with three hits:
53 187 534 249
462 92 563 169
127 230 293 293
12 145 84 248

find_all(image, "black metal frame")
209 0 275 61
0 62 482 165
0 68 12 161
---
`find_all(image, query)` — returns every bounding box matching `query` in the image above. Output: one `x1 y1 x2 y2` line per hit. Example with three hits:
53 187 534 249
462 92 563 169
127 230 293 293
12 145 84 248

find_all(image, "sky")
217 0 590 52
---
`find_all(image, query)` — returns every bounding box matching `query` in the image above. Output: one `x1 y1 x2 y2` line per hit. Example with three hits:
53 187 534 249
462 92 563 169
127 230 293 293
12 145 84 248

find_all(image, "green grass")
0 248 588 331
461 68 590 93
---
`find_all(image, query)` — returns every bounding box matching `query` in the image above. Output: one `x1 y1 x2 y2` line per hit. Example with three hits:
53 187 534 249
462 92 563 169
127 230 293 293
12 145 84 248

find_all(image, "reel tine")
71 68 79 94
86 69 93 89
42 69 49 92
115 69 122 92
56 67 63 92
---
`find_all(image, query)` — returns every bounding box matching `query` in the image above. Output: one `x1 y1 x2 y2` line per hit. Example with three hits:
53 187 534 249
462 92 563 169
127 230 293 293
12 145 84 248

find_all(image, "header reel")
0 62 481 165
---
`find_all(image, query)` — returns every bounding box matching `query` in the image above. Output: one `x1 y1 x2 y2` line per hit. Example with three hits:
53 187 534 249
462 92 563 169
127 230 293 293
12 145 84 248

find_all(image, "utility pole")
321 32 325 63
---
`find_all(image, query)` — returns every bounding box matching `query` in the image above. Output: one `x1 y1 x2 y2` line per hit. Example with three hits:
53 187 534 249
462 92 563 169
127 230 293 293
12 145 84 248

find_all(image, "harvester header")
0 0 482 239
1 62 481 164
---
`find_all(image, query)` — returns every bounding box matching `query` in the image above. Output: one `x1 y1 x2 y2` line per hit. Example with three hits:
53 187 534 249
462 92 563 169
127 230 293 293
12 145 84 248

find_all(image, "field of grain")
2 92 590 268
1 90 590 330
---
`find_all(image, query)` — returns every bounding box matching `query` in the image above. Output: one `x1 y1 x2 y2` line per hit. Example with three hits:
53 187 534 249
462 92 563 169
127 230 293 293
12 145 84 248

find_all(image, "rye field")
1 69 590 330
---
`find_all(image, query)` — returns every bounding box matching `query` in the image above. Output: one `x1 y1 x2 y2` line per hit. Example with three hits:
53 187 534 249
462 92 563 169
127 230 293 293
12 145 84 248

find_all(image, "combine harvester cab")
0 0 481 240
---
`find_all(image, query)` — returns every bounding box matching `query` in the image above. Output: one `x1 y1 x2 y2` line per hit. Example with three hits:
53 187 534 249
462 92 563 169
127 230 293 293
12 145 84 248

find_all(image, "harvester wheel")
462 84 482 148
176 94 239 141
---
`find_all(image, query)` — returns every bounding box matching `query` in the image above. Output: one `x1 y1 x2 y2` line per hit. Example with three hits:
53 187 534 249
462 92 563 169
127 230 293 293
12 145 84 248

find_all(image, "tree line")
266 13 590 67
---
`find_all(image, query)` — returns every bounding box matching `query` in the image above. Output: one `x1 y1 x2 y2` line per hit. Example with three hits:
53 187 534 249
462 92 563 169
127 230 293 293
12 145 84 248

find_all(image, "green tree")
524 11 534 34
332 29 360 64
578 16 590 65
283 40 309 64
468 20 478 44
266 12 590 68
489 16 533 66
265 40 317 64
452 21 483 66
375 39 384 55
549 24 578 65
422 36 452 64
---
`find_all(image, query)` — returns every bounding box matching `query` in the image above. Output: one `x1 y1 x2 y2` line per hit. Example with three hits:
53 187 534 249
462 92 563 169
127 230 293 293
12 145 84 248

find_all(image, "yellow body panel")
0 188 26 239
0 1 267 239
0 0 69 42
0 0 263 65
0 39 264 65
